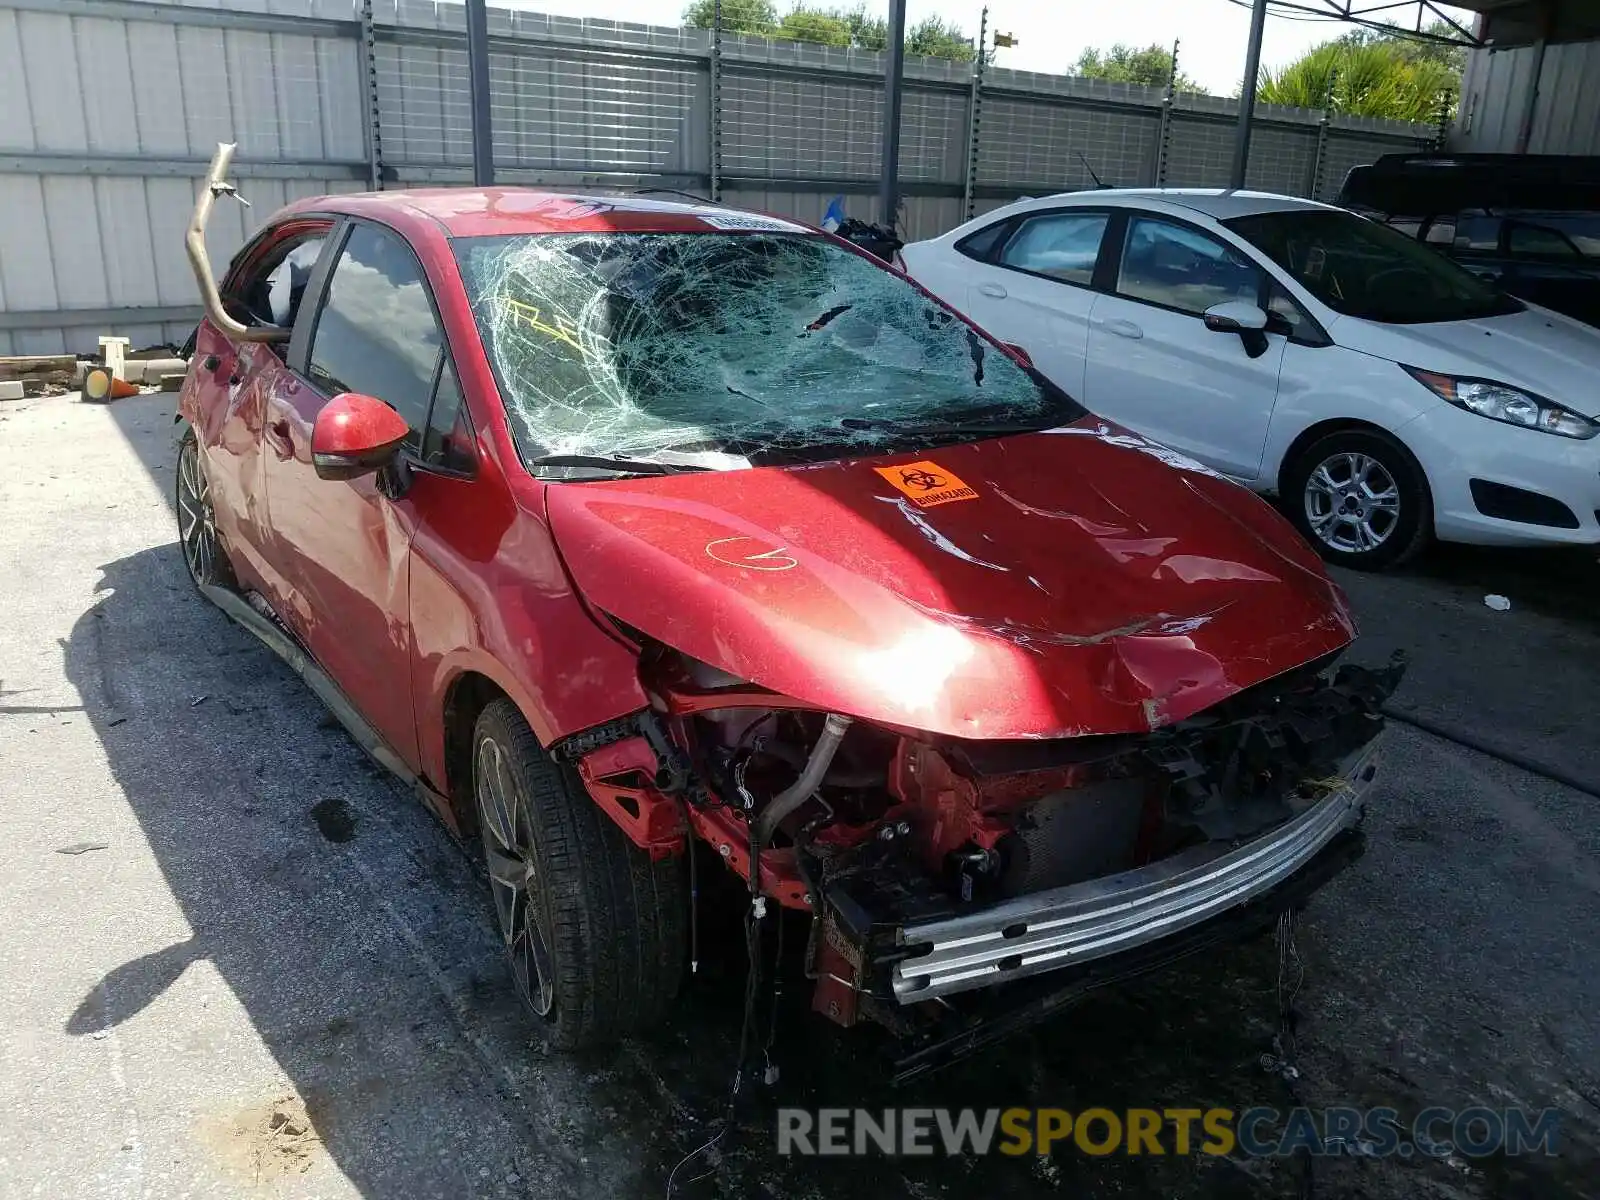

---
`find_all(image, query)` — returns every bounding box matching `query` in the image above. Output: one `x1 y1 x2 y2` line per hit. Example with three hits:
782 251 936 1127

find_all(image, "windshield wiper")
530 453 711 476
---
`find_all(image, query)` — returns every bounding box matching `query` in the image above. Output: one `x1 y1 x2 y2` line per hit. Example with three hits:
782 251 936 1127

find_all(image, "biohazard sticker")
874 460 979 507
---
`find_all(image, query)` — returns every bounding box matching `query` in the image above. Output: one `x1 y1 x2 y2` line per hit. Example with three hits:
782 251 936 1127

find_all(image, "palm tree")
1259 40 1454 122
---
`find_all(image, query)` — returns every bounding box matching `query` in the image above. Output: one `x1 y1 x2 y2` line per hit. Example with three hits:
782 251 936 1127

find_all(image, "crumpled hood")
1331 305 1600 414
546 417 1356 739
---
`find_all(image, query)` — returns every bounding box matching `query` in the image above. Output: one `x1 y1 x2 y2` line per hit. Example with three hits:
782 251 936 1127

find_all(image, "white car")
901 188 1600 569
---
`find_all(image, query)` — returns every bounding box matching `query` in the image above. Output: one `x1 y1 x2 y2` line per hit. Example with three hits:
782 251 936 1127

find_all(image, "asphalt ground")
0 391 1596 1199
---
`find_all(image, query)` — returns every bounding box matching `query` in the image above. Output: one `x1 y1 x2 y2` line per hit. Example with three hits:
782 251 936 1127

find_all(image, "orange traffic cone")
82 367 140 402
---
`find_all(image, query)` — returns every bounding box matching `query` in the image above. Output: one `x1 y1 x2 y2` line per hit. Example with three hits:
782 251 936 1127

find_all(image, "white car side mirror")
1202 300 1269 333
1203 300 1272 360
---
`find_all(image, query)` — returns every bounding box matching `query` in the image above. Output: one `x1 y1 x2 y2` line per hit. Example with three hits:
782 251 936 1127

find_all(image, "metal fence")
0 0 1439 355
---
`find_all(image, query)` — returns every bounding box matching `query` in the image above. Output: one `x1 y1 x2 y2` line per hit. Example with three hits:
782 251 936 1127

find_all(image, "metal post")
359 0 383 190
879 0 907 230
709 0 723 201
1309 68 1336 199
1514 37 1547 153
1154 37 1178 186
465 0 494 186
961 6 988 220
1230 0 1268 189
1433 86 1453 150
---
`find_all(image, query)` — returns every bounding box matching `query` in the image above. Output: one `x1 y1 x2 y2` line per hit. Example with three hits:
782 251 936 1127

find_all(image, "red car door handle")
266 418 295 459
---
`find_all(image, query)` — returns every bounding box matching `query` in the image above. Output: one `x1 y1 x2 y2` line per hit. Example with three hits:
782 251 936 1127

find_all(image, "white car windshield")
1226 209 1524 325
452 231 1080 471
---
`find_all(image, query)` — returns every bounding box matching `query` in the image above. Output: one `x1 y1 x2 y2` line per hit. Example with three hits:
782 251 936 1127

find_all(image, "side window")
424 358 477 474
1265 280 1327 345
998 212 1109 284
1505 218 1587 259
308 224 442 446
1116 218 1262 316
227 230 328 332
955 219 1012 262
1422 217 1456 246
1453 213 1501 252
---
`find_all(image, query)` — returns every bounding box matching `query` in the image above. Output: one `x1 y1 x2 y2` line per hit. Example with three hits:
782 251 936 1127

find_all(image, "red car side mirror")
312 392 408 481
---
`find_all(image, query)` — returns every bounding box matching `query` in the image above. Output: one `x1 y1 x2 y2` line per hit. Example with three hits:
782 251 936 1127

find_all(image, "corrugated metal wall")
1456 39 1600 155
0 0 1437 355
0 0 368 355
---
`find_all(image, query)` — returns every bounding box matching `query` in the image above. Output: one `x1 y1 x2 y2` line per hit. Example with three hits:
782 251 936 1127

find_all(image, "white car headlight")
1406 368 1598 440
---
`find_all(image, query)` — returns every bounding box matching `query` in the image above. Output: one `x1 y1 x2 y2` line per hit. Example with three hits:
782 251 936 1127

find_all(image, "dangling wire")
665 765 770 1197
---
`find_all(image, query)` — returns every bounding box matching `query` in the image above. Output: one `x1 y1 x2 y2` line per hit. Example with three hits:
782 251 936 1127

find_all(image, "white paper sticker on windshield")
698 211 806 232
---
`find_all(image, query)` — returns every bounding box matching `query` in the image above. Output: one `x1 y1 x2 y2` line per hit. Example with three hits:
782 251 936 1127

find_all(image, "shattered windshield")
452 231 1079 472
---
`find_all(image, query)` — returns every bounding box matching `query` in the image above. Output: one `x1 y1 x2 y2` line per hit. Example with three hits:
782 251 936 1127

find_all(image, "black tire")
472 699 685 1048
175 429 237 591
1282 429 1431 571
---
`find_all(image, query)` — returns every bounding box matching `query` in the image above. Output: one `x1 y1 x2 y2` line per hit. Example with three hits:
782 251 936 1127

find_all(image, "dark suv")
1339 153 1600 327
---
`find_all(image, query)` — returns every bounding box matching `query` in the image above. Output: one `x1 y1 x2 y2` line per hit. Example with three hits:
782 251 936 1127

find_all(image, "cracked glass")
453 232 1079 472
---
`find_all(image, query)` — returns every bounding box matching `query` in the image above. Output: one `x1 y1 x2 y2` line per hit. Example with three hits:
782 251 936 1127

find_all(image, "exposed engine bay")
560 637 1405 1053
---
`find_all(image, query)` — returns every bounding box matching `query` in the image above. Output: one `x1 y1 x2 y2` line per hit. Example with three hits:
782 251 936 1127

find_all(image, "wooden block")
0 355 75 385
158 373 186 393
99 336 131 381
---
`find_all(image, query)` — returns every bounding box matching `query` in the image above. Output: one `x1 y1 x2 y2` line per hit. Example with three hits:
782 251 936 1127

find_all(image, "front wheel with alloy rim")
471 699 686 1048
1283 429 1431 570
175 429 236 590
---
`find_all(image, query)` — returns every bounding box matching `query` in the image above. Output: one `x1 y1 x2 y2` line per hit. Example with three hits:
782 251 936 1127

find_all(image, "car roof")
1340 154 1600 215
283 188 814 240
1017 188 1336 220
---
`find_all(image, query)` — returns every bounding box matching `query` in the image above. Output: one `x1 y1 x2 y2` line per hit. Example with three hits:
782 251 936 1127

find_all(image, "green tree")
1258 38 1456 121
683 3 974 62
682 0 778 35
840 4 887 51
778 6 851 46
1338 19 1467 75
1074 43 1197 91
906 15 974 63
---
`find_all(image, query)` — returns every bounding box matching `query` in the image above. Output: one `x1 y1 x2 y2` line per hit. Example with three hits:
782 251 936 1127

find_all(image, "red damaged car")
178 147 1400 1077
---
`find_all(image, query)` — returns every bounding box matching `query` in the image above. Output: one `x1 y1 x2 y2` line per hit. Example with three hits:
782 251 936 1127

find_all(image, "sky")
504 0 1475 95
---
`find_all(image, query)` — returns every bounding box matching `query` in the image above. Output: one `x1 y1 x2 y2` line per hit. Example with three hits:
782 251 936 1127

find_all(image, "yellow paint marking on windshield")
503 297 583 353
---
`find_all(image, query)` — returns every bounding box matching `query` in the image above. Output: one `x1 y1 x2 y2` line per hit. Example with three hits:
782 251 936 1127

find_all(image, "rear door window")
1504 214 1600 259
1453 214 1502 252
224 228 330 334
997 212 1109 285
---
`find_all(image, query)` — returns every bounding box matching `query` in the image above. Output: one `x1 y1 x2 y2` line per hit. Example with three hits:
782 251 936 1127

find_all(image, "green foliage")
840 4 887 51
778 6 851 46
907 16 974 64
1337 19 1467 75
683 2 971 61
682 0 778 35
1074 43 1198 92
1258 37 1456 122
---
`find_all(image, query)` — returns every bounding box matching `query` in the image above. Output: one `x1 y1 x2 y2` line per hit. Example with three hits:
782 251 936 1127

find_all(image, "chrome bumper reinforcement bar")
891 742 1380 1002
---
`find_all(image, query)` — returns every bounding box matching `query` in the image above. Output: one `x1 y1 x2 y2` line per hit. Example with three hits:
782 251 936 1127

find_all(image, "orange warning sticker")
873 460 979 507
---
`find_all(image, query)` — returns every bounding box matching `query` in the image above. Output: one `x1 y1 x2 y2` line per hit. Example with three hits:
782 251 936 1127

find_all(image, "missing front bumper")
889 740 1381 1003
887 825 1365 1083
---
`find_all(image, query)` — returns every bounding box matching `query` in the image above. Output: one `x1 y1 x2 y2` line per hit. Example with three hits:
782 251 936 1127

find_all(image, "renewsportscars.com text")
776 1106 1562 1159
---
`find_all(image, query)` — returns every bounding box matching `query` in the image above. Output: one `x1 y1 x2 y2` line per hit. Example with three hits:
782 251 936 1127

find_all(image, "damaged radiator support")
779 657 1400 1049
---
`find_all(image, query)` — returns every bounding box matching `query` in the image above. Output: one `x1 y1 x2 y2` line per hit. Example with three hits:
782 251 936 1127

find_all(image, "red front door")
258 369 420 770
254 219 456 772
